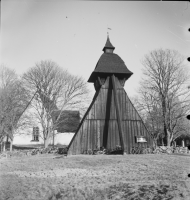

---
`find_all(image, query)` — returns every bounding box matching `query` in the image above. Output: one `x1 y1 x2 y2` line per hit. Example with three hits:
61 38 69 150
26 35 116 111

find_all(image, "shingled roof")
53 110 80 133
88 37 133 83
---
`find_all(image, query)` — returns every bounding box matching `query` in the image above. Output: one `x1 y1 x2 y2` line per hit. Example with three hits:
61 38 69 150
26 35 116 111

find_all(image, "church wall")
13 132 74 146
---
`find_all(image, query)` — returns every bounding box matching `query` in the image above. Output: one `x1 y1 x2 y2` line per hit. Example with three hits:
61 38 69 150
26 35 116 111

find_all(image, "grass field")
0 154 190 200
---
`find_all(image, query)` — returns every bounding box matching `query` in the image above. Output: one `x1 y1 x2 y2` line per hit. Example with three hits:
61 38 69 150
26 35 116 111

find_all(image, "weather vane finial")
107 27 112 37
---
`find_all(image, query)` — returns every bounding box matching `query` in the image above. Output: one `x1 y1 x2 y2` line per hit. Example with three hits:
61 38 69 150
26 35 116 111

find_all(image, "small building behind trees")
67 36 152 155
175 135 190 147
11 110 80 147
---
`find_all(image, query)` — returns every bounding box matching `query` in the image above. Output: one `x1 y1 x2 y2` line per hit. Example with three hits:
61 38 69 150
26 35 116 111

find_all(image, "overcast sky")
1 1 190 98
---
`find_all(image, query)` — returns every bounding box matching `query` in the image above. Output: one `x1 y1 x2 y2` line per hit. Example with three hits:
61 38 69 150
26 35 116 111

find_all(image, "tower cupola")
102 35 115 53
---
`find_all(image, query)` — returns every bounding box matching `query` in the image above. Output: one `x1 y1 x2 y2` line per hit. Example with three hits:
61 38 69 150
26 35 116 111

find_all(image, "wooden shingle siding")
67 75 152 155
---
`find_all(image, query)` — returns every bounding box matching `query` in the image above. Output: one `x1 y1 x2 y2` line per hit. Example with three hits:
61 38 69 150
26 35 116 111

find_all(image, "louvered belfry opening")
67 36 152 155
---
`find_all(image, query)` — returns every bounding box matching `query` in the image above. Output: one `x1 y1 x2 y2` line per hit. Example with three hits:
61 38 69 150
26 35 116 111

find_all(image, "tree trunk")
0 142 2 152
153 138 157 149
161 138 164 146
169 134 174 147
182 140 185 147
52 129 55 148
10 140 13 152
44 138 49 148
44 129 50 148
167 130 171 147
161 96 168 146
44 137 49 148
3 142 5 151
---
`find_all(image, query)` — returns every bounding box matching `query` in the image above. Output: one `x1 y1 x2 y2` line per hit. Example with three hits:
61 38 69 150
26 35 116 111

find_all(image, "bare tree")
131 93 163 148
138 49 190 146
0 65 31 151
23 60 90 148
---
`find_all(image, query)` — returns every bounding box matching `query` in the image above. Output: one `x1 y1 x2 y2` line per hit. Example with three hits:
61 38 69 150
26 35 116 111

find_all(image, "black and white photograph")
1 1 190 199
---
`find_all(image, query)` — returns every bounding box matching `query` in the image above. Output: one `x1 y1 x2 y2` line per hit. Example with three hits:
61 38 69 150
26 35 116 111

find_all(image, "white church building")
13 110 80 146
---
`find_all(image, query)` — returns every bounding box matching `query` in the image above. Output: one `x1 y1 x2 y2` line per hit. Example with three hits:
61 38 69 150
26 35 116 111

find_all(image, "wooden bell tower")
67 36 152 155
